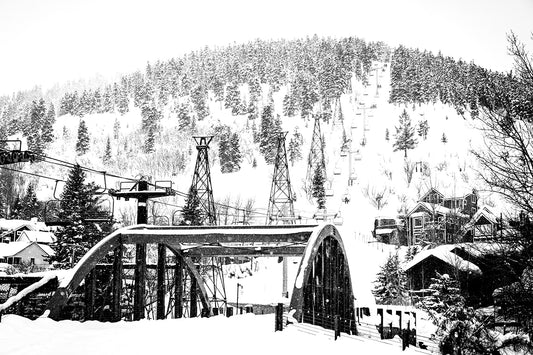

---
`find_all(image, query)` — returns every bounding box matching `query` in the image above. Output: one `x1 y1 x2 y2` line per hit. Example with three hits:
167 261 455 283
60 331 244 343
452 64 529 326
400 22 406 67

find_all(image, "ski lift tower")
109 178 174 321
266 132 296 298
189 136 226 315
306 114 327 197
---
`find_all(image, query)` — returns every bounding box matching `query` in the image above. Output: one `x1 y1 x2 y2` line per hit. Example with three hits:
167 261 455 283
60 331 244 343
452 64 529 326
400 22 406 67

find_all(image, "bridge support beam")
112 242 123 321
190 265 198 317
174 256 183 318
84 270 96 320
156 244 166 320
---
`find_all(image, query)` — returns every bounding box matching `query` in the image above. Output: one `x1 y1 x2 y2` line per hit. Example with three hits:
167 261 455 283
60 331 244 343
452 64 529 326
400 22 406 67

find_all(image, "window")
30 258 35 265
414 218 422 227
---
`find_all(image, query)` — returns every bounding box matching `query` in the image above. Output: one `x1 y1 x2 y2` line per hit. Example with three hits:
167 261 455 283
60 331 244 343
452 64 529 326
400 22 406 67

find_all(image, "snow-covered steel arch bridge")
46 223 361 333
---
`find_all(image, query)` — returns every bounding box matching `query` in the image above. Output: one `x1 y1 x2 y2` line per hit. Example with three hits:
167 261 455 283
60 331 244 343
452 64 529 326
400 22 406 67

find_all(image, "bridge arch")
46 225 210 320
290 224 357 334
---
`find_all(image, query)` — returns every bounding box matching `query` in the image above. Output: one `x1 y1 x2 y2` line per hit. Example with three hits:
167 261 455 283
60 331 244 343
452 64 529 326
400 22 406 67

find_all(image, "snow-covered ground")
0 313 422 355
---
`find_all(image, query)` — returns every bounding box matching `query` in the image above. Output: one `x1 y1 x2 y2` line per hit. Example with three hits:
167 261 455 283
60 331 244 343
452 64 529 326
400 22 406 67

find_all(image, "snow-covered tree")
418 120 429 140
103 137 112 164
393 109 417 158
75 120 90 155
180 186 203 225
441 132 448 144
311 164 326 209
113 118 120 140
288 128 303 166
372 252 408 305
20 183 40 220
49 164 111 268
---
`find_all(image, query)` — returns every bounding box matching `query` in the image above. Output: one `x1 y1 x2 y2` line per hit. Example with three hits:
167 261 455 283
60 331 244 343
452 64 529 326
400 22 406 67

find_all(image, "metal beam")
180 245 306 257
156 244 166 320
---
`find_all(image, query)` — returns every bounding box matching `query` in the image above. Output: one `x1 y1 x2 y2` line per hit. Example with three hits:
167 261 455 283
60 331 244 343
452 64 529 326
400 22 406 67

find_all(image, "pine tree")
113 118 120 140
49 164 111 268
75 120 90 155
20 183 40 220
144 125 155 153
41 102 55 146
103 137 112 164
288 128 303 166
311 164 326 209
180 186 203 225
393 109 418 158
385 128 390 141
372 252 409 305
116 83 129 115
27 99 46 156
417 120 429 140
10 195 23 219
416 272 464 318
191 85 210 120
177 103 191 130
230 132 242 172
218 129 231 173
259 105 278 164
441 132 448 144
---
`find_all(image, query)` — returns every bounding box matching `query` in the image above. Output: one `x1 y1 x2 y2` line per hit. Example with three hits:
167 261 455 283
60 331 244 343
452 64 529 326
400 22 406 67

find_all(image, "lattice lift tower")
266 132 295 225
189 136 226 313
306 114 327 196
266 132 295 297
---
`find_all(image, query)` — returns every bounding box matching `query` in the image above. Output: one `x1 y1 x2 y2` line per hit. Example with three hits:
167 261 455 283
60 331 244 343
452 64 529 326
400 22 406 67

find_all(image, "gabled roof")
404 244 482 275
419 188 444 202
407 202 462 218
0 242 32 257
463 206 499 230
0 219 37 232
17 231 56 244
0 241 55 258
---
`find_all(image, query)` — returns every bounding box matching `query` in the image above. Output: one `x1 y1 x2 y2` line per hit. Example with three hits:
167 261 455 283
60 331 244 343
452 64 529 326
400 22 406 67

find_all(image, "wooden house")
0 241 54 268
405 202 469 245
462 207 500 242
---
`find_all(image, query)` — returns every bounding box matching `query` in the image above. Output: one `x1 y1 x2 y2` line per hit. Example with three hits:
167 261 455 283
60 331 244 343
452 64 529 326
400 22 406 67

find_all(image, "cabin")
405 244 486 305
0 241 54 269
0 218 51 244
372 216 406 245
405 202 469 245
461 207 500 242
420 188 478 217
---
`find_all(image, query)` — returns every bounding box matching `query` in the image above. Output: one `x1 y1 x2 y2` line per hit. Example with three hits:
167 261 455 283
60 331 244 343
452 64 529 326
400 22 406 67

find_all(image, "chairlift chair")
333 212 344 226
334 167 341 175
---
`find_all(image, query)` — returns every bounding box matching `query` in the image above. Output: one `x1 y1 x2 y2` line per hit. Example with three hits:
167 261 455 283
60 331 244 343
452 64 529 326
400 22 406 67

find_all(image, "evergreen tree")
115 83 130 115
218 130 231 173
42 102 55 146
180 186 203 225
76 120 90 155
393 109 417 158
385 128 390 141
372 252 409 305
191 85 210 120
27 99 46 156
259 105 280 164
288 128 303 166
441 132 448 144
247 101 258 121
311 165 326 209
103 137 112 164
10 195 23 219
144 125 155 153
20 183 40 220
49 164 111 268
417 120 429 140
229 132 242 172
177 102 191 130
113 118 120 140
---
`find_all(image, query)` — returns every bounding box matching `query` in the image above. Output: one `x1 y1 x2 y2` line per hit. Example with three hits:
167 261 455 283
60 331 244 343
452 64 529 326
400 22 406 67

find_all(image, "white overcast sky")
0 0 532 95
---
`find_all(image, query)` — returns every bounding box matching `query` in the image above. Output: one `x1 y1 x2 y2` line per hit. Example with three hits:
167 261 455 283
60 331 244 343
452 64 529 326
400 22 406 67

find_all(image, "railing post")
334 315 340 340
156 244 166 320
275 303 284 331
112 242 123 322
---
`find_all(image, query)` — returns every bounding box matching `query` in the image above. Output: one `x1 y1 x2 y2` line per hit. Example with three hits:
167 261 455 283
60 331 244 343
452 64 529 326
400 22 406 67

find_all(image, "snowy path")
0 313 422 355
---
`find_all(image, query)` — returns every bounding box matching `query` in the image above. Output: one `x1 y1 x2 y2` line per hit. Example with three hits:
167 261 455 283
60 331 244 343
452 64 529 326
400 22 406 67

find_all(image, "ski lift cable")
0 166 65 182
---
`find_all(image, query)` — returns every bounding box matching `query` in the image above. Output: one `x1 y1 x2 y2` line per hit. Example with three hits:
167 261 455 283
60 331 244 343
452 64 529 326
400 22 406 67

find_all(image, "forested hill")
389 45 533 120
0 36 389 134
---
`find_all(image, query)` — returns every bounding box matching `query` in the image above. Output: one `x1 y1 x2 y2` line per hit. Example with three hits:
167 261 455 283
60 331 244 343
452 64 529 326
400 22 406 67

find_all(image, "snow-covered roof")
464 206 498 229
375 228 395 235
0 218 48 232
0 242 54 258
404 244 482 275
407 202 459 217
17 231 56 244
0 242 32 257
